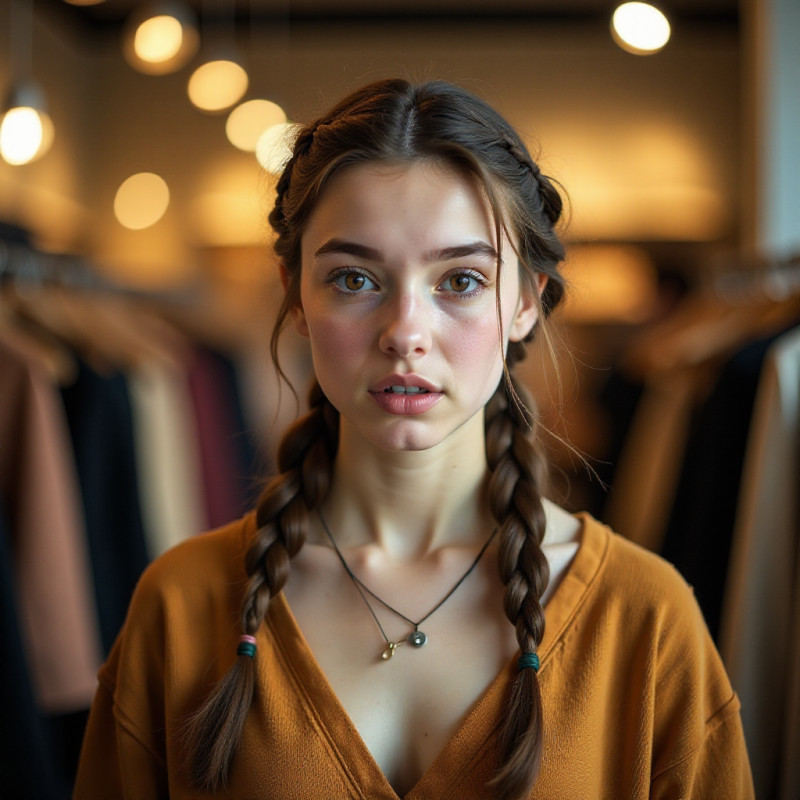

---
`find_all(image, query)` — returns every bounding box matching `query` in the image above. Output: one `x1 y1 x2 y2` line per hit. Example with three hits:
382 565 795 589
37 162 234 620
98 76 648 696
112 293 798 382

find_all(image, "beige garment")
719 324 800 800
604 367 699 551
0 335 102 711
127 359 205 559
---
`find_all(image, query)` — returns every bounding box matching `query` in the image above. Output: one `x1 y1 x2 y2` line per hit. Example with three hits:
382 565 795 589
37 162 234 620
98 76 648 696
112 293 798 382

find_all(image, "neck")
320 413 493 559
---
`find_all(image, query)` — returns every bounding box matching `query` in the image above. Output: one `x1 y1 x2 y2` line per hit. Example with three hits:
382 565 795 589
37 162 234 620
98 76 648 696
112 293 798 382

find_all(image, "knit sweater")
74 512 754 798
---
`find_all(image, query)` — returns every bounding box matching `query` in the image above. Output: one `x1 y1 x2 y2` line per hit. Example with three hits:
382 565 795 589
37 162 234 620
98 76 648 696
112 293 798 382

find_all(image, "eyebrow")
313 238 499 263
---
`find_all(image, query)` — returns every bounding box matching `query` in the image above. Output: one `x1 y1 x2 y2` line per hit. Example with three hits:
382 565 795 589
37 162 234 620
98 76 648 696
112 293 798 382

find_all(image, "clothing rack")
711 252 800 303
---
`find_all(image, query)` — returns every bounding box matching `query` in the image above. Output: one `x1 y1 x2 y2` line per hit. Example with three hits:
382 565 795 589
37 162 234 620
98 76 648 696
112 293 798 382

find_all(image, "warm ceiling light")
255 122 298 173
188 57 249 113
1 107 43 165
114 172 170 230
226 99 287 152
611 2 671 55
135 15 183 62
0 82 53 165
122 3 199 75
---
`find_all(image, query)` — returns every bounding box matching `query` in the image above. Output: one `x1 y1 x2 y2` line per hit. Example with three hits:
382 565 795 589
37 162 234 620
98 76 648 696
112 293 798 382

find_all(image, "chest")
283 553 519 795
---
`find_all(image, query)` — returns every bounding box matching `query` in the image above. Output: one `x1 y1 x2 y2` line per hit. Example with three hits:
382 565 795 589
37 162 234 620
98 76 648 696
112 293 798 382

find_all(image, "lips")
369 375 443 415
370 375 440 394
384 385 428 395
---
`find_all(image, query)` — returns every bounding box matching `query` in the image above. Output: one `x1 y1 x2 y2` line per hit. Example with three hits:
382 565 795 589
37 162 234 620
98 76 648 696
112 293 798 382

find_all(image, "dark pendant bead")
408 630 427 647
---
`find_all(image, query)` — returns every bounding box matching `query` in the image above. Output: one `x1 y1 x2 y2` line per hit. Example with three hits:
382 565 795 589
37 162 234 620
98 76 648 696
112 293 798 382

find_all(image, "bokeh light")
226 99 287 152
188 59 249 113
114 172 170 229
611 3 671 55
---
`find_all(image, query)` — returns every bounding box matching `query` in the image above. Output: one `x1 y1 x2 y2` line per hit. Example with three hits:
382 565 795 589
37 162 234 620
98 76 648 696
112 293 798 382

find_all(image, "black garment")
0 500 66 799
59 357 149 654
206 347 260 513
662 331 791 641
596 369 646 521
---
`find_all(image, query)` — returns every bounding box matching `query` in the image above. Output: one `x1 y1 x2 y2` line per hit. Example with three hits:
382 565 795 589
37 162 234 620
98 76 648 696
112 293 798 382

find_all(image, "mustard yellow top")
74 512 754 799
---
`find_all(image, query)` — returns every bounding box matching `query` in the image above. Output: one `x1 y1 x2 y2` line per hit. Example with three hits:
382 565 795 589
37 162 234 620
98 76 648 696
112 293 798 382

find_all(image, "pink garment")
0 334 102 711
185 348 243 528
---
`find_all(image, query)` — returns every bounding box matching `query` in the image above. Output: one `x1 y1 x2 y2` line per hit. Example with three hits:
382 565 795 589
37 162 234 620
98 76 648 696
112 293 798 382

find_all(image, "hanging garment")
0 336 102 711
719 325 800 800
661 328 794 641
59 356 150 655
186 346 258 528
127 359 205 559
0 500 67 798
603 365 700 552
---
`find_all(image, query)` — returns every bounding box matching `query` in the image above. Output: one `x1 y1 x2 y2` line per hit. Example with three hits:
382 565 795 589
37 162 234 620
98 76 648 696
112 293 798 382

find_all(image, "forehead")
301 160 502 256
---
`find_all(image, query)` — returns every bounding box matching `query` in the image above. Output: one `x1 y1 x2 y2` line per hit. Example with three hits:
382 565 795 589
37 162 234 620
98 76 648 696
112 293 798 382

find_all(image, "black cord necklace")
318 509 498 661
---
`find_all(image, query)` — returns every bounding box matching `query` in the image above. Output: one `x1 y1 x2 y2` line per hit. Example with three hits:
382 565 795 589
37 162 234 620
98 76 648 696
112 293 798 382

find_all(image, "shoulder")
561 513 729 686
132 512 255 606
584 513 698 613
106 513 257 671
575 514 738 717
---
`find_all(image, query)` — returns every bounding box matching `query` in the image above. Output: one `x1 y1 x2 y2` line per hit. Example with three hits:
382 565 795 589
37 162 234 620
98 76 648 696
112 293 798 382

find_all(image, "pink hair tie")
237 634 257 658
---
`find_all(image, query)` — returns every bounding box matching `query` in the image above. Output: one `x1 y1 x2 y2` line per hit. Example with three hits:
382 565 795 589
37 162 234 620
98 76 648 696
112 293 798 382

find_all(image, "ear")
509 272 548 342
279 261 310 338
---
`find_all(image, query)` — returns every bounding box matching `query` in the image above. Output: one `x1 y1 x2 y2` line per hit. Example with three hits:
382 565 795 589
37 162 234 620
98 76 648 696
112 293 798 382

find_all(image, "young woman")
74 79 753 799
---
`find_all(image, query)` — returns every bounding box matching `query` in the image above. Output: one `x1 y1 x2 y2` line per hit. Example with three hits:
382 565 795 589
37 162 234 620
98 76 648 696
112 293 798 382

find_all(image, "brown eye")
447 273 478 293
332 270 377 293
345 273 366 291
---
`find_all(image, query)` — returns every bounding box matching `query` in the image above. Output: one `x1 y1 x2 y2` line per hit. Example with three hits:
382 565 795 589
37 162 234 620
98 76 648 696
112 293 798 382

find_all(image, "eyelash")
325 267 490 298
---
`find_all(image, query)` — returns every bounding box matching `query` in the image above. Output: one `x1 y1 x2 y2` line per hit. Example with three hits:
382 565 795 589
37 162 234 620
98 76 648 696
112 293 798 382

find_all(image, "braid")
184 382 338 791
485 358 550 800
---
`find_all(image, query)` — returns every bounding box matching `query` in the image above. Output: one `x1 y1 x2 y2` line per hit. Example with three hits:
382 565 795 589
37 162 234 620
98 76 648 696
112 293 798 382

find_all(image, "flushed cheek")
306 313 372 381
441 314 506 392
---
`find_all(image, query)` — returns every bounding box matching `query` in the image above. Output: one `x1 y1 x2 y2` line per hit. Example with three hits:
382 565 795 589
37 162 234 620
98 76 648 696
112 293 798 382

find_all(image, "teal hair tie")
237 634 257 659
518 652 540 672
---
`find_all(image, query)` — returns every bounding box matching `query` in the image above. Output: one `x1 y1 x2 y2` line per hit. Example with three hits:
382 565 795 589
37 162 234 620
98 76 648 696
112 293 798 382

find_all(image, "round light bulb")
226 99 287 152
0 107 44 165
134 15 184 63
114 172 170 230
611 2 671 55
122 3 199 75
188 59 248 113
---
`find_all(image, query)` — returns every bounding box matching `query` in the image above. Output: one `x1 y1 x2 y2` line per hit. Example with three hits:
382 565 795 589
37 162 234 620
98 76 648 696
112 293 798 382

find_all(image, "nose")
378 291 432 359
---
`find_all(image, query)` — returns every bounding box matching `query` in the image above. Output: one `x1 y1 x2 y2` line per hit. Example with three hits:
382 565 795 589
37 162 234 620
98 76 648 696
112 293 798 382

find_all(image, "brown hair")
184 78 566 799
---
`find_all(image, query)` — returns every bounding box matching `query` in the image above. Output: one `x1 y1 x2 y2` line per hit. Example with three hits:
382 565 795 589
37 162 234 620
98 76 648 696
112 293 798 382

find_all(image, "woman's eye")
440 271 485 295
331 270 377 293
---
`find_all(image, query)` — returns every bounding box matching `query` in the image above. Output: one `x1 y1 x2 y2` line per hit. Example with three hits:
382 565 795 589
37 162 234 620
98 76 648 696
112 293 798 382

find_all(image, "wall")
1 9 740 288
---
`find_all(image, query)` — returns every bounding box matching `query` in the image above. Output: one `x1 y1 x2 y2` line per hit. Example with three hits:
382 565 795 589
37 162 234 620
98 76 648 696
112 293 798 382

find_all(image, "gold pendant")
381 642 400 661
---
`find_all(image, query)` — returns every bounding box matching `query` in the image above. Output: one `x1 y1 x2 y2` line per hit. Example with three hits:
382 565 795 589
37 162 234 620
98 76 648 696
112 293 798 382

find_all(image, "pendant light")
611 2 671 55
187 0 248 114
1 0 53 166
122 2 199 76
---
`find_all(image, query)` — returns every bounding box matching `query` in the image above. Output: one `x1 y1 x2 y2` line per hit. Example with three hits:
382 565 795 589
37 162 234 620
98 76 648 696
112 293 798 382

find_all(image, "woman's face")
293 160 540 453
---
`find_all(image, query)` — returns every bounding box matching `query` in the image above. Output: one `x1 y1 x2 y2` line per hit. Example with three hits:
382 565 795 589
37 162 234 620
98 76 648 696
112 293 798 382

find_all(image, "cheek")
305 309 370 374
442 311 505 379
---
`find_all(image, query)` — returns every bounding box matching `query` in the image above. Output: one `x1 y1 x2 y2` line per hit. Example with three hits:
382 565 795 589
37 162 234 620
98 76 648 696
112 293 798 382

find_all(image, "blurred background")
1 0 798 796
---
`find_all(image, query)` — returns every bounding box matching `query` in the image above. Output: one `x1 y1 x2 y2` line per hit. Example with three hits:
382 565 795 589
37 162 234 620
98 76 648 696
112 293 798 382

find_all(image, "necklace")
318 510 498 661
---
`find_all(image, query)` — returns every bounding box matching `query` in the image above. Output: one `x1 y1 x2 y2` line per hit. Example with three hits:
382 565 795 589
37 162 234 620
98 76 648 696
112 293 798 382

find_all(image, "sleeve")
650 697 753 799
646 567 755 800
73 638 169 800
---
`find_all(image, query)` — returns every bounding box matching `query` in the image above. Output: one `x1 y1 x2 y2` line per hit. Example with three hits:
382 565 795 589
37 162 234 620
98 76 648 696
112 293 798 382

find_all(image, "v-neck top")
74 512 754 798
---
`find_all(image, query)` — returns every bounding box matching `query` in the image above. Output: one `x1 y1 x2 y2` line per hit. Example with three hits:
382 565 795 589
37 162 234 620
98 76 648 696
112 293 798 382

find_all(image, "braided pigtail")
184 382 338 791
485 342 550 800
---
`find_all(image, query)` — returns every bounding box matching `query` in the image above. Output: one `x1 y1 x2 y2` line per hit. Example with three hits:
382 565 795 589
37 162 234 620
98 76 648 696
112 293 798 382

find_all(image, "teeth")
386 386 429 394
